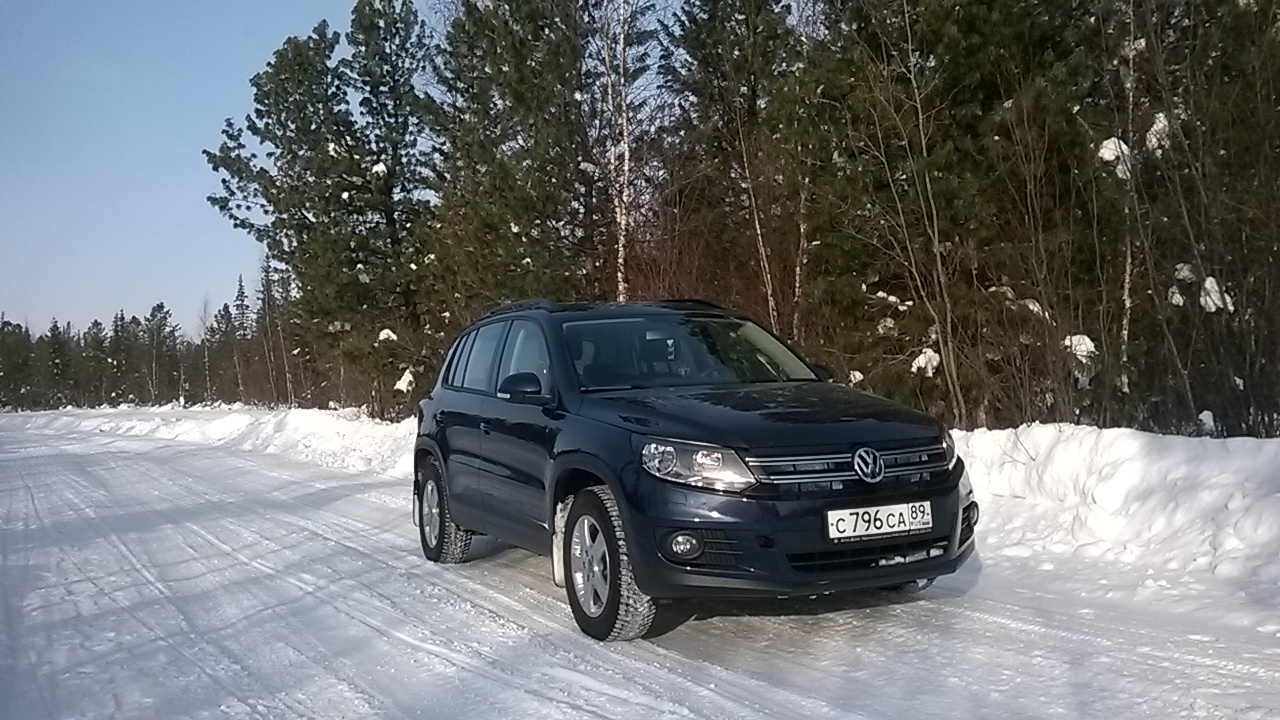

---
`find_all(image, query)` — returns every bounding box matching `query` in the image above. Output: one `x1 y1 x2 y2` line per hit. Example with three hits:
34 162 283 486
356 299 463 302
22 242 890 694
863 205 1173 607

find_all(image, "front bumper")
618 461 977 599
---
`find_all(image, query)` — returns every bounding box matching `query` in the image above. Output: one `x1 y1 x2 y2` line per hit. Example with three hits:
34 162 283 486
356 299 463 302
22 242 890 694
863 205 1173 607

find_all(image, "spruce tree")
233 275 252 342
108 311 147 403
80 319 109 406
0 317 35 408
34 319 72 408
205 303 243 404
142 303 180 404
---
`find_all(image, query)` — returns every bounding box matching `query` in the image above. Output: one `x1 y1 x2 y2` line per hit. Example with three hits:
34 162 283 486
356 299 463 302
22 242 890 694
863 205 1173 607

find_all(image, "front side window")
460 321 509 392
561 315 817 391
497 320 552 393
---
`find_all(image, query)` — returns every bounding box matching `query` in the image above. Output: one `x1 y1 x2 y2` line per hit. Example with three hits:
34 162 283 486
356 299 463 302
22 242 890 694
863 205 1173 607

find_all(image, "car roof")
479 299 740 323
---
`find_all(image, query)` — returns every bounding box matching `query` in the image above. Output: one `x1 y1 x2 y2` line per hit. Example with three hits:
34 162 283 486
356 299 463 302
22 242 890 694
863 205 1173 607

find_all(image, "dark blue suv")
413 300 978 640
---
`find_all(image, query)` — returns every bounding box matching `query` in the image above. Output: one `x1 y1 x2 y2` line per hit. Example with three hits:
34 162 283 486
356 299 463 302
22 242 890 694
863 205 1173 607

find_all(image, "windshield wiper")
580 384 650 393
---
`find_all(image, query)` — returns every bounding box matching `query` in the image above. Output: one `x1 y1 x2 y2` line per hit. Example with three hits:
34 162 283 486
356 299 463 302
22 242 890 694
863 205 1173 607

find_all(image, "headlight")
942 430 957 468
637 437 757 493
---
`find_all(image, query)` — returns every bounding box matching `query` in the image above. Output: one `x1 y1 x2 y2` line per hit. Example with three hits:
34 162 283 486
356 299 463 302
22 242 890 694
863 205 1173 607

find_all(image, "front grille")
744 441 949 486
787 537 949 574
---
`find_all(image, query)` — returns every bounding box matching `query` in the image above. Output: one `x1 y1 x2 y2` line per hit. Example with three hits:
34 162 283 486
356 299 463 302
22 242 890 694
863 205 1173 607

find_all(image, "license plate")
827 502 932 542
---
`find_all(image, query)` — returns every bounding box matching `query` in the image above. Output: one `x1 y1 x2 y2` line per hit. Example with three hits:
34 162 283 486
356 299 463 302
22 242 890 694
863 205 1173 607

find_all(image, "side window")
460 322 508 392
497 320 552 393
444 332 475 388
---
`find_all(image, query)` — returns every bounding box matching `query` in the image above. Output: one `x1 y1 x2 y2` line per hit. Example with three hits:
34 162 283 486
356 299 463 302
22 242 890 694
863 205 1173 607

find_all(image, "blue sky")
0 0 356 336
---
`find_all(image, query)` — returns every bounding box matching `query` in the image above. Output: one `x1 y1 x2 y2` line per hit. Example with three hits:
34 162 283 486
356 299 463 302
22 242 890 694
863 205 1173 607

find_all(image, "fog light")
667 531 704 560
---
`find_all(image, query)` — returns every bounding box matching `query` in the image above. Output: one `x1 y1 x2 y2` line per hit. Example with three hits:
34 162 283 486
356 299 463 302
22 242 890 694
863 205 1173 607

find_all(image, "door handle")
479 421 493 434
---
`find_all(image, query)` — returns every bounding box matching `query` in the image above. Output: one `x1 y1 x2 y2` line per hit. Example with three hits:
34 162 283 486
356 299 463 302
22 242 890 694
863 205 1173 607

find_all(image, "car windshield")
561 315 819 391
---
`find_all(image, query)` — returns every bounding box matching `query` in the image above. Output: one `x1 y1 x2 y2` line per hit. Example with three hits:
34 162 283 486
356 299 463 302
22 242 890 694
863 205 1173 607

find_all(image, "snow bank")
958 424 1280 609
12 406 416 479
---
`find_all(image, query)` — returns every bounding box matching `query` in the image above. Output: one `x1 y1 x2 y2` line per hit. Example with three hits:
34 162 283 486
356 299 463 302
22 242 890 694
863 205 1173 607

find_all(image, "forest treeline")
2 0 1278 436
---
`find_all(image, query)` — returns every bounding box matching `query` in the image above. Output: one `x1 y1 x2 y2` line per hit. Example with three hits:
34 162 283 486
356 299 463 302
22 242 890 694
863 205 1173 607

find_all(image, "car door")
481 319 560 554
439 320 509 532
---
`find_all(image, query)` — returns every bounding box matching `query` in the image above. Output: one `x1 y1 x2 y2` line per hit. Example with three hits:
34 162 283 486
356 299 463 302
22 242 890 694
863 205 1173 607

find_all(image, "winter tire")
417 456 471 564
564 485 655 641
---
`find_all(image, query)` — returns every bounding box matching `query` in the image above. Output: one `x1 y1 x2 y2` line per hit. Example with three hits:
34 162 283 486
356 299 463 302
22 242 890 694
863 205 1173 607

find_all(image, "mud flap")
551 496 573 588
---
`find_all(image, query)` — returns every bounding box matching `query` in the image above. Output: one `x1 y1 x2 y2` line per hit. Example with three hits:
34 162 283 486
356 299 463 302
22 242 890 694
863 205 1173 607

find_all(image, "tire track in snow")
1 457 62 720
56 448 401 719
930 592 1280 684
913 592 1280 714
45 460 328 720
23 436 400 719
53 440 701 720
140 450 852 720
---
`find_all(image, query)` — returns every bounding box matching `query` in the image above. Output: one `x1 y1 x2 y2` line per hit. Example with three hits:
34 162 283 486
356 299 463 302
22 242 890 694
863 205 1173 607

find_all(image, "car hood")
576 382 944 450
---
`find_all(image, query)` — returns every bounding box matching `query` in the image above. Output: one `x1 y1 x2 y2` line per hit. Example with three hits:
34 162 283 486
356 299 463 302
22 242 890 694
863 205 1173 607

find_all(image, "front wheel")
417 457 472 564
563 486 655 641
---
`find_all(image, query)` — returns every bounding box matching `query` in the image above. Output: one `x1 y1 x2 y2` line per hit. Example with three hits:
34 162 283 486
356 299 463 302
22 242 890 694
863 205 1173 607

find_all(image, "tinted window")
460 322 508 392
444 332 475 388
497 320 552 393
562 315 817 390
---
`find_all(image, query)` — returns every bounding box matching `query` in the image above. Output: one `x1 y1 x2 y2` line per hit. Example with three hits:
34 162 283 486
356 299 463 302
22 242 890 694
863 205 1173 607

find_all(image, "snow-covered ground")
2 406 1278 719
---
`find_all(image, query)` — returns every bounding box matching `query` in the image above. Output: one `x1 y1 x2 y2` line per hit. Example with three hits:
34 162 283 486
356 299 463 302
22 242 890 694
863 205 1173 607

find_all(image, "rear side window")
460 322 508 392
444 332 475 388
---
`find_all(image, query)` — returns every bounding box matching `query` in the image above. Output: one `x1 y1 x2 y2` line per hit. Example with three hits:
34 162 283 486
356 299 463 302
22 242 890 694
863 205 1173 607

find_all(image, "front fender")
548 453 626 589
546 452 624 519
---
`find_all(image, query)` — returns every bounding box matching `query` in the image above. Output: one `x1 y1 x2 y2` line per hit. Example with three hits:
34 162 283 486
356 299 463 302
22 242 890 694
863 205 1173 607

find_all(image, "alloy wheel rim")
422 479 441 548
570 515 610 618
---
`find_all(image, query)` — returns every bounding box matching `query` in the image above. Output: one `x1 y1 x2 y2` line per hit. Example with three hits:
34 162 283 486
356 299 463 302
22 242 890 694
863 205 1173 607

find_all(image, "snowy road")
3 419 1278 719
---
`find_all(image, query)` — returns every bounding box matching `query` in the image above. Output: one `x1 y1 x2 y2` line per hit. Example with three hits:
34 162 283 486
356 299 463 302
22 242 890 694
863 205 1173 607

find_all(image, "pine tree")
430 0 596 308
659 0 798 329
341 0 435 324
207 1 440 417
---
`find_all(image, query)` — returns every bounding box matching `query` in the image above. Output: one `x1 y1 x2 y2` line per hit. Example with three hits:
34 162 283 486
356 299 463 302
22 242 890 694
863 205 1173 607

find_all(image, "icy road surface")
2 420 1278 719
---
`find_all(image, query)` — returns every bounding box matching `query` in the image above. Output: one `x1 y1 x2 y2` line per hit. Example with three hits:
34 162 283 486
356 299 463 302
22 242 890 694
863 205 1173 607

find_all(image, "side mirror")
811 364 835 383
497 372 552 406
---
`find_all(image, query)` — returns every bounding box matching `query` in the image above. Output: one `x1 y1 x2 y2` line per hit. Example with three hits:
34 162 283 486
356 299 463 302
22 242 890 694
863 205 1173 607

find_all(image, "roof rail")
660 298 724 310
481 298 560 318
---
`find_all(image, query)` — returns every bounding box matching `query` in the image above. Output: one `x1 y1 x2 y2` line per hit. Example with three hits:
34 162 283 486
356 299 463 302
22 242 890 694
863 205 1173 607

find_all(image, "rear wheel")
417 457 471 564
563 486 655 641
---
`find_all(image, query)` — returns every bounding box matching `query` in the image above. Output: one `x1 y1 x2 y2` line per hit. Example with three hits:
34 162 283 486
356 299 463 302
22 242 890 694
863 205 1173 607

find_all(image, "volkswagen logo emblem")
853 447 885 483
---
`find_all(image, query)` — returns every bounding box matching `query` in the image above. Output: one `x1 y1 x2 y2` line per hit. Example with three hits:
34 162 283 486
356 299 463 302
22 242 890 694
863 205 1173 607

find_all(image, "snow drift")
12 405 417 478
958 424 1280 621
